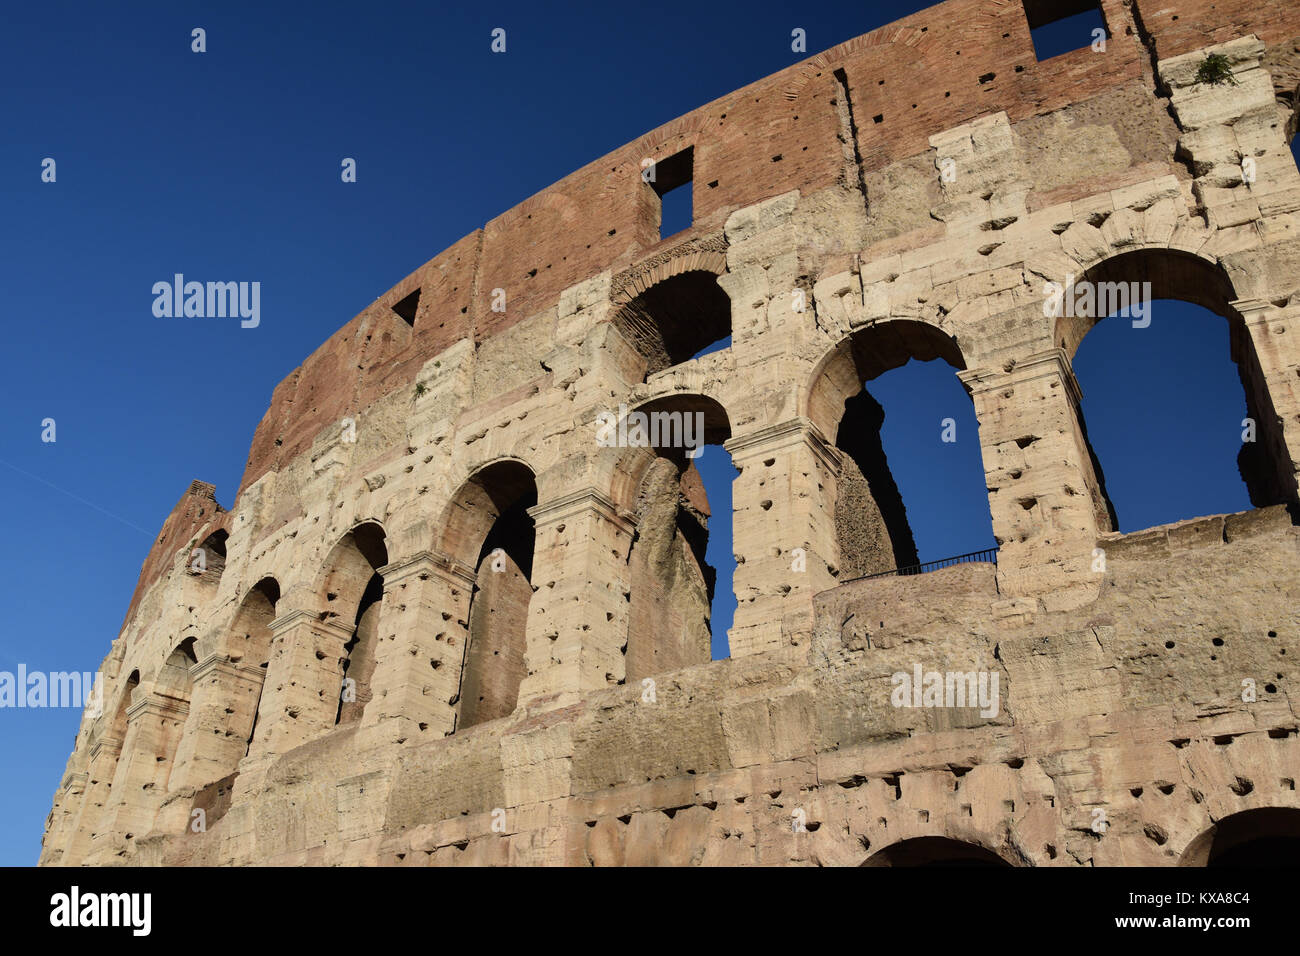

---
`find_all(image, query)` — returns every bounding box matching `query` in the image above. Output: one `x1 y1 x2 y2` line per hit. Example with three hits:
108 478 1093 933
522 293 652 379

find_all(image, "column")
168 654 268 791
361 550 476 739
723 418 841 659
958 348 1105 599
1234 298 1300 505
246 610 355 757
518 488 638 705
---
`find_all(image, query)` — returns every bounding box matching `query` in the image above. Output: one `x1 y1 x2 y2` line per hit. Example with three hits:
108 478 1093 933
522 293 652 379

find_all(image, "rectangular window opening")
649 146 693 241
1022 0 1108 61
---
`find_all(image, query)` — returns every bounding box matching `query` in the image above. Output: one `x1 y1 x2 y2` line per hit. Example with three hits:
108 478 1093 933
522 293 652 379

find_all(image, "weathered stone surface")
40 0 1300 866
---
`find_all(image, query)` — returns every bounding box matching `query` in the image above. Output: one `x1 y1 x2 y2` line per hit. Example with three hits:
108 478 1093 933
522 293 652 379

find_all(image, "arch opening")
96 670 139 794
623 395 735 673
809 320 993 578
862 835 1014 867
189 529 228 588
612 270 731 378
1181 807 1300 867
450 461 538 731
1063 250 1295 532
156 638 198 701
234 577 279 753
318 522 388 727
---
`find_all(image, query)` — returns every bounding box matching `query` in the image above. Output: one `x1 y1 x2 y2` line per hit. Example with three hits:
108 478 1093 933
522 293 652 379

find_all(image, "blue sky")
2 1 1294 865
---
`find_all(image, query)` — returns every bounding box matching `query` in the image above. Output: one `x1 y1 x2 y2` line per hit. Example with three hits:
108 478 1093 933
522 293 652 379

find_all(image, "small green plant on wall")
414 382 428 398
1195 53 1237 86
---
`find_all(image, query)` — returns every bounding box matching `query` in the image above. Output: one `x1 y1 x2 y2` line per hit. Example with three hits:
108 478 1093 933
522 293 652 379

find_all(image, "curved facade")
40 0 1300 866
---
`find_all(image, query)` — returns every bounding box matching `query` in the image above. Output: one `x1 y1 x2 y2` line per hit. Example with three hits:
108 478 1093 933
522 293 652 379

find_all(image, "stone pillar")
724 418 841 659
85 692 189 863
518 488 638 706
247 610 354 757
39 770 86 865
168 654 267 791
1234 298 1300 505
361 550 476 740
61 741 121 865
958 349 1106 603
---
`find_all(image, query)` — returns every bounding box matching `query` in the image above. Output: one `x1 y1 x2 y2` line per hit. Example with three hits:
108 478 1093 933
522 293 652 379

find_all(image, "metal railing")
851 548 998 582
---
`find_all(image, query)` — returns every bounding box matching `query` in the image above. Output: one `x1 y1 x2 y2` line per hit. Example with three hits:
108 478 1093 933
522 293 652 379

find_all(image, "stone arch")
619 394 732 680
1056 247 1295 516
104 669 140 755
315 522 388 726
861 835 1017 867
188 528 228 589
230 577 279 752
148 640 198 792
1180 807 1300 866
1053 248 1240 359
155 637 198 702
228 577 280 666
611 262 731 379
806 318 976 577
443 460 538 730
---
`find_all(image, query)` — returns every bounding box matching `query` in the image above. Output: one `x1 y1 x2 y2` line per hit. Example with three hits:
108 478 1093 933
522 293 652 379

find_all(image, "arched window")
809 320 994 578
444 462 537 730
155 639 198 786
1061 250 1294 532
233 577 279 753
101 670 140 788
318 522 387 726
623 395 735 673
189 529 228 588
612 266 731 379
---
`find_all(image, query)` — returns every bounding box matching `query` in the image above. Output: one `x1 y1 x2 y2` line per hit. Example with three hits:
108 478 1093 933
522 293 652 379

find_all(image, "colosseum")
39 0 1300 867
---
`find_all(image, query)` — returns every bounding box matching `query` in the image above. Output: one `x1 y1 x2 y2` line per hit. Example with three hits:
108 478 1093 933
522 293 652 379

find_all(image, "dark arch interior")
337 572 384 725
239 577 280 753
613 270 731 377
459 465 539 731
863 836 1012 867
323 523 388 727
1194 808 1300 867
193 529 229 585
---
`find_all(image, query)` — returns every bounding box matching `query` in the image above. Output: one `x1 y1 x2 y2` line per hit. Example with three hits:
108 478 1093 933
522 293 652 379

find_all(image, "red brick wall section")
1134 0 1300 61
